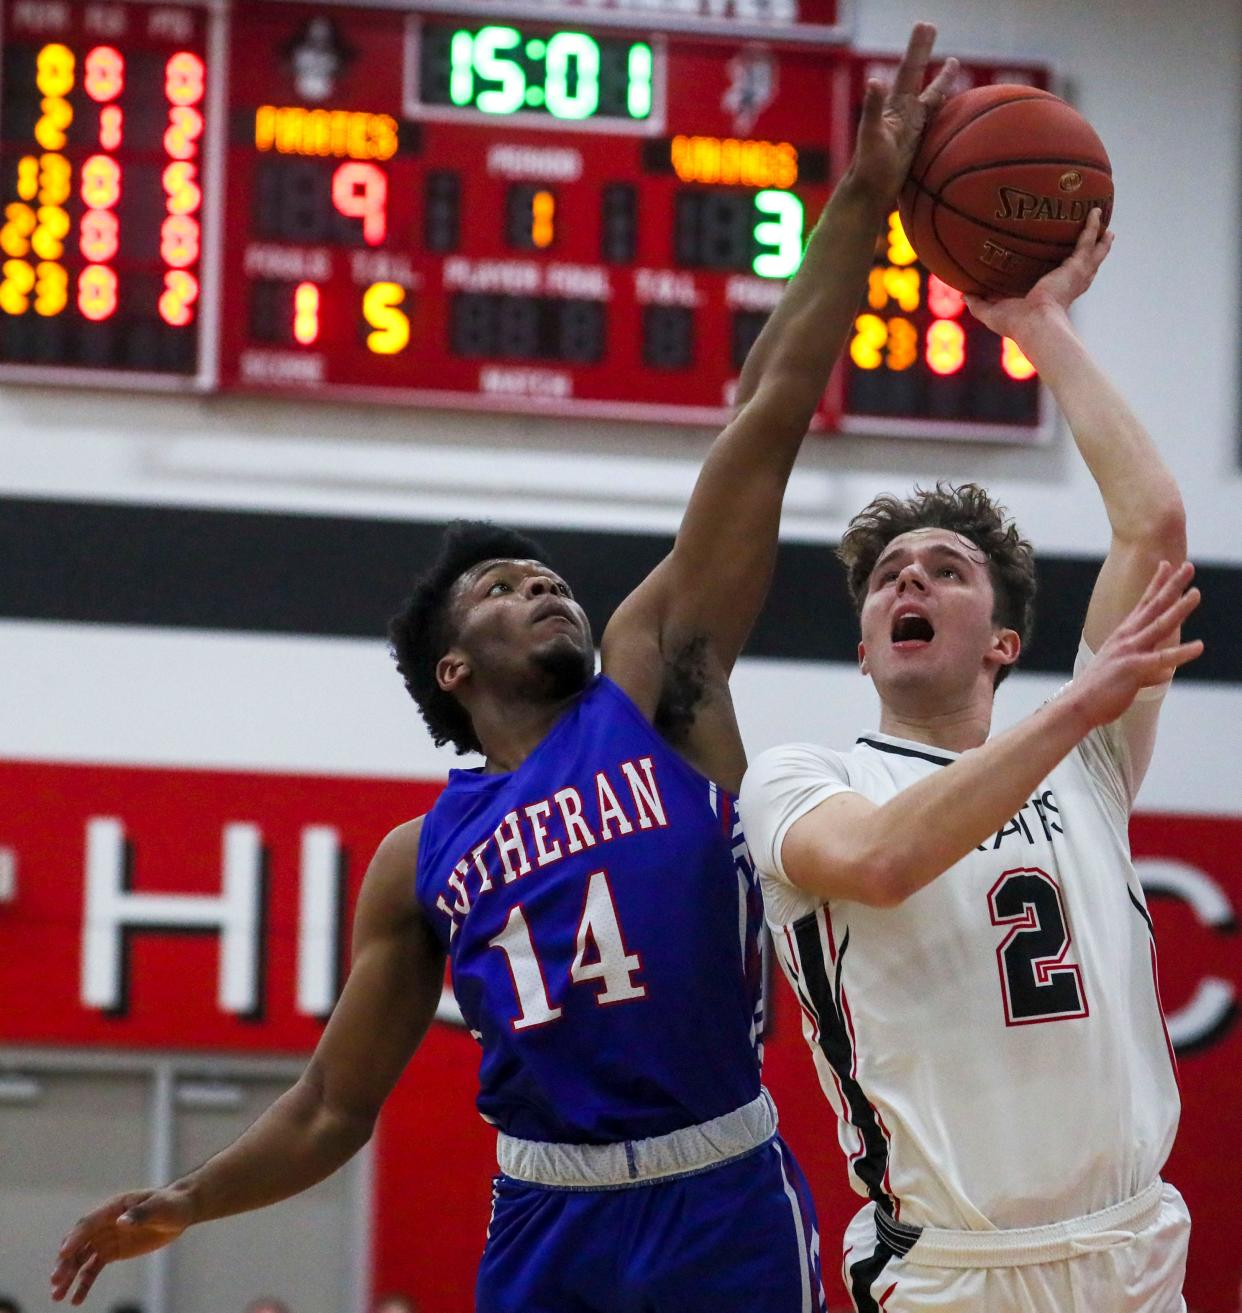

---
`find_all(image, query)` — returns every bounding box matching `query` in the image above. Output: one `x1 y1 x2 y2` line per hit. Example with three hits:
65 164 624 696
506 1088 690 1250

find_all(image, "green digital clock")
416 20 657 125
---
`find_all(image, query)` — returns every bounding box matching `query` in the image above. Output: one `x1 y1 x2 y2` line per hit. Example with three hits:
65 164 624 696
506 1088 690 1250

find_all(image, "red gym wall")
0 759 1237 1312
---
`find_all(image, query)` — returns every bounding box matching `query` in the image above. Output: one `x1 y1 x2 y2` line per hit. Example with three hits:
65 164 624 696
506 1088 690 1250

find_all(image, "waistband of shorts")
894 1179 1166 1269
495 1088 778 1189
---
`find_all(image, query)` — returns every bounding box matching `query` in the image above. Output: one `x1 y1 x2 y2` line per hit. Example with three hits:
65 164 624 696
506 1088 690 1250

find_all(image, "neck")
470 687 583 773
876 685 995 754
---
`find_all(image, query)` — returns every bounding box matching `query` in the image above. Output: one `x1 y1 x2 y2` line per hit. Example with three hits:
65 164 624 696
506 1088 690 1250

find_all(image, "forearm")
733 170 887 419
847 696 1094 904
651 174 890 660
170 1070 373 1225
1013 306 1184 546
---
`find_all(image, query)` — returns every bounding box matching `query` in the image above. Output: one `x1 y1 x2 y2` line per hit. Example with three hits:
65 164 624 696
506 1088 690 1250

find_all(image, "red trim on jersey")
879 1281 899 1307
839 976 862 1081
823 901 839 964
782 926 802 979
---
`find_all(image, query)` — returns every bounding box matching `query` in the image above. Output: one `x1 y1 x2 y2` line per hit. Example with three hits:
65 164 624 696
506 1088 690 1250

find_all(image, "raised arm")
966 212 1187 789
775 562 1202 906
602 27 957 717
51 820 444 1306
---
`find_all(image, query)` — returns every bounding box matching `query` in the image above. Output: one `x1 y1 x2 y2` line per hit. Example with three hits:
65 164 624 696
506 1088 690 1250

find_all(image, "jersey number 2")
988 867 1089 1025
489 869 647 1031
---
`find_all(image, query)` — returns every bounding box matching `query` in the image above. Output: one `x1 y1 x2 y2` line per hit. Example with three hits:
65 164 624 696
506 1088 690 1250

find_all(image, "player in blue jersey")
51 25 957 1312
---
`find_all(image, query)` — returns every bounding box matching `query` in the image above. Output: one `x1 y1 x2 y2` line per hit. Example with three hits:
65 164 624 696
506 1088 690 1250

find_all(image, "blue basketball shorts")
476 1135 825 1313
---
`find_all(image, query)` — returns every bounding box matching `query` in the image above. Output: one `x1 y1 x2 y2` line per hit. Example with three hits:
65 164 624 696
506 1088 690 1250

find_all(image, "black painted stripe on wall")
1 495 1237 682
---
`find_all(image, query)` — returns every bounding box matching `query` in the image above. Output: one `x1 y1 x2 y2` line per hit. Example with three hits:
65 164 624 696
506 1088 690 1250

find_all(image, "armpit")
654 634 713 746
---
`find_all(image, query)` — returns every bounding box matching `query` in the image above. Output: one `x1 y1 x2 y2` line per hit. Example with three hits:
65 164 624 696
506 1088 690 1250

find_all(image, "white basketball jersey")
740 699 1180 1232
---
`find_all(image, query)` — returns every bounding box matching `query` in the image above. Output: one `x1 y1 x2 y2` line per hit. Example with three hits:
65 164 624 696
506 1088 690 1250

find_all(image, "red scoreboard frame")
0 0 1052 440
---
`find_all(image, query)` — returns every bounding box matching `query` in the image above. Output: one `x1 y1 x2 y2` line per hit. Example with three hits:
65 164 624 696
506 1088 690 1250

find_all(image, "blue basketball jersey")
416 675 766 1144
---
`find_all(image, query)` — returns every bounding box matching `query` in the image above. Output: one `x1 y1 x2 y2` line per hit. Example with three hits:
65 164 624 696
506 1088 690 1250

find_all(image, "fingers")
52 1194 143 1301
891 22 937 99
1075 205 1102 251
50 1245 103 1306
919 56 960 111
1118 561 1200 653
859 77 885 133
70 1251 104 1306
52 1235 97 1302
1135 585 1201 650
1069 207 1112 272
1132 637 1204 689
1129 559 1190 620
1160 638 1205 671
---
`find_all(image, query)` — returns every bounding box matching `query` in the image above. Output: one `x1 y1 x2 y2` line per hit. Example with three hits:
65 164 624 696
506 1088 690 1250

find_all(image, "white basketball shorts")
841 1181 1190 1313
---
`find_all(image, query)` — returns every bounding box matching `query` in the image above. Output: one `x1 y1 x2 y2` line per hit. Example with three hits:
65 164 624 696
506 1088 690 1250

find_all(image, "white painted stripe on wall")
0 619 1236 816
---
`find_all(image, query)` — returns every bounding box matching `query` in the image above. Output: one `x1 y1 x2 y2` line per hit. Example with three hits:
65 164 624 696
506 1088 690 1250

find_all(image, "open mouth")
891 613 935 647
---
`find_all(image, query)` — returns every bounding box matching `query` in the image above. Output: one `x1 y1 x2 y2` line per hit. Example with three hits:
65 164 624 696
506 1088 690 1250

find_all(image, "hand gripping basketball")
964 207 1112 337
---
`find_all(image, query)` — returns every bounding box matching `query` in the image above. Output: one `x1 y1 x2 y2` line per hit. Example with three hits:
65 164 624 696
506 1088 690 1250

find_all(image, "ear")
986 627 1021 676
436 649 470 695
858 640 869 676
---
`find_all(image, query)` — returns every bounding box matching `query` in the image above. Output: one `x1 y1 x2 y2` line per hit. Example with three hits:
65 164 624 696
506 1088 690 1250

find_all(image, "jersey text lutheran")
434 755 670 935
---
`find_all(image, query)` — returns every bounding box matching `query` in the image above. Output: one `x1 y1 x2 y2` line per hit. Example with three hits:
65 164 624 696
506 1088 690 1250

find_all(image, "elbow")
1147 489 1187 559
1118 486 1187 561
809 844 910 909
863 855 912 909
298 1065 379 1156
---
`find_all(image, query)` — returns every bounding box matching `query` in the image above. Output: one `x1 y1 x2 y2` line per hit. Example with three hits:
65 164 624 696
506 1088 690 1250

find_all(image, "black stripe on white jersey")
1129 886 1156 937
856 736 955 768
791 915 894 1212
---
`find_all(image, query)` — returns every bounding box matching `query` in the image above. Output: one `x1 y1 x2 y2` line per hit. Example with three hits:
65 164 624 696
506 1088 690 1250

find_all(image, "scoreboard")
0 0 1051 440
0 1 210 382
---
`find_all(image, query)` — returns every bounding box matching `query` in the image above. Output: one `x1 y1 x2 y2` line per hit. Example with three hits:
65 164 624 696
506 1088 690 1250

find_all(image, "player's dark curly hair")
389 521 552 755
836 482 1036 686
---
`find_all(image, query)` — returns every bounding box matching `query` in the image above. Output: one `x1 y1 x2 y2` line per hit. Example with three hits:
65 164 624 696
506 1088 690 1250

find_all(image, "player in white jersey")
739 211 1203 1313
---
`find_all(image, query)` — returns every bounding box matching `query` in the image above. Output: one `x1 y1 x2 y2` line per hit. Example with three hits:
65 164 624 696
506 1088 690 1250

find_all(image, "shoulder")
740 742 856 879
742 742 853 799
373 815 425 869
356 817 426 929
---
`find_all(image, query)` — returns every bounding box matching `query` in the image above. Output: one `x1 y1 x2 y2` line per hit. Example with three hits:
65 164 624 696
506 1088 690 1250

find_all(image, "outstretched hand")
965 207 1113 338
1067 560 1203 731
51 1189 194 1305
848 23 959 206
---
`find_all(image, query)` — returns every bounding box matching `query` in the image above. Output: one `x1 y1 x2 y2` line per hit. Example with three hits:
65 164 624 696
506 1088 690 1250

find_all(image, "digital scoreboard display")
0 0 211 385
0 0 1052 440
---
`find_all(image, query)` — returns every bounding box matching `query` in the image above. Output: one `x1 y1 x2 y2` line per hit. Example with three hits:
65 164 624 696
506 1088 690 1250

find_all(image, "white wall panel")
1 618 1232 816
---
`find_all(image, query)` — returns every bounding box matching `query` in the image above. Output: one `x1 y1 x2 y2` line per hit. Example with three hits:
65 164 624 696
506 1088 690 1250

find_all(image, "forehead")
452 557 561 596
874 527 985 569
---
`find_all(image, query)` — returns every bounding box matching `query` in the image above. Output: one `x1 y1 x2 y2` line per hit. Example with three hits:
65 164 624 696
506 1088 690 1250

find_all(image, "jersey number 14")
490 868 648 1030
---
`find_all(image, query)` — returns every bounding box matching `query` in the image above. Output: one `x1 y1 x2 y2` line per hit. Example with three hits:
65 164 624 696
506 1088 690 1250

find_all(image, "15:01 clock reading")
415 21 658 126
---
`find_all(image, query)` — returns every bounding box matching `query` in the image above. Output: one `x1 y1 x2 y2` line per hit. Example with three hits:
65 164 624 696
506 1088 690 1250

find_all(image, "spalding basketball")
898 85 1113 297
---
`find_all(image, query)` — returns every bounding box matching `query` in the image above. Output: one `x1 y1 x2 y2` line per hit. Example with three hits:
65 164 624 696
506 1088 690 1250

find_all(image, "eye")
487 580 511 596
554 581 572 598
938 566 959 579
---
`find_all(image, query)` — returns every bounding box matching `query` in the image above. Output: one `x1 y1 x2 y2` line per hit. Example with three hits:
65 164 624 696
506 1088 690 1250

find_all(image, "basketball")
899 85 1113 297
